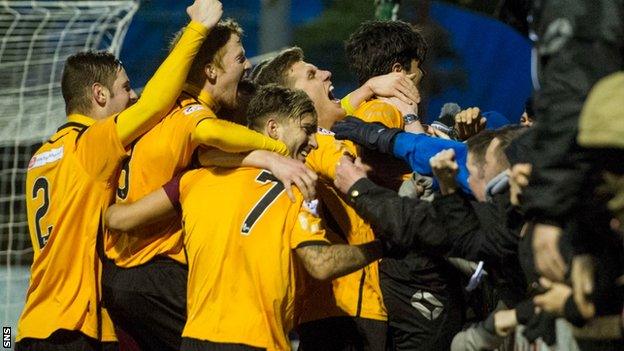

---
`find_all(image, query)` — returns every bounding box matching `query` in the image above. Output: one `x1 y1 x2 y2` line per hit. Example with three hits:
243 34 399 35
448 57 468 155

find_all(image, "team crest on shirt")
317 127 333 136
28 146 64 170
183 105 204 115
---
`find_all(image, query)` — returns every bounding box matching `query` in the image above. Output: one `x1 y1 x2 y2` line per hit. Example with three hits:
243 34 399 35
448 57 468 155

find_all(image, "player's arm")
295 241 383 281
192 118 288 155
198 148 317 201
106 189 176 232
116 0 223 146
341 72 420 115
105 176 181 232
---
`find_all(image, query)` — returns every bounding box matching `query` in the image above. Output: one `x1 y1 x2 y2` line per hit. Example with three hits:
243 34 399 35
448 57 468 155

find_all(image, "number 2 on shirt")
241 170 285 235
32 177 52 249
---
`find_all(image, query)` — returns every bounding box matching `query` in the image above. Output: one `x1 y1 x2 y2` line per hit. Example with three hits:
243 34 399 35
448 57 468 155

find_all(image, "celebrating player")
16 1 222 350
105 84 386 350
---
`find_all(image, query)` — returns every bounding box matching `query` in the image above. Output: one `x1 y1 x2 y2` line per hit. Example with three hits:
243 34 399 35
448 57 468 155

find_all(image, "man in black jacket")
334 127 528 303
522 0 624 283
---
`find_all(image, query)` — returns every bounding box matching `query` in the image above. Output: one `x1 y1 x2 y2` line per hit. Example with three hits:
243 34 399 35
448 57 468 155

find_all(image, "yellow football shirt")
105 85 287 267
301 128 386 323
178 167 328 350
18 115 124 342
18 20 211 342
104 88 216 266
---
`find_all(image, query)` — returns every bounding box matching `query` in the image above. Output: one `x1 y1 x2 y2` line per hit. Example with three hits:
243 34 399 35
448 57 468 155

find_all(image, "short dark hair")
171 19 243 86
492 125 527 169
61 51 121 114
466 130 496 176
252 47 304 88
345 20 427 84
247 84 316 132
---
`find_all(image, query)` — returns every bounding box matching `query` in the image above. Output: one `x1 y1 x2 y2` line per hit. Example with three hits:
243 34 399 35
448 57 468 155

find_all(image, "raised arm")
116 0 223 146
192 118 288 155
341 72 420 115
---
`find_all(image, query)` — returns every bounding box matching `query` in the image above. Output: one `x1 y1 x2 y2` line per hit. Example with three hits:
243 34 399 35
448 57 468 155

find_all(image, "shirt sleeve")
74 116 126 182
193 117 289 155
162 173 184 212
291 201 330 249
115 21 209 146
340 94 357 115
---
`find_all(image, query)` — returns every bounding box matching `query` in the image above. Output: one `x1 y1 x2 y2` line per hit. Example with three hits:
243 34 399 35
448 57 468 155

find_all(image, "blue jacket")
392 132 472 195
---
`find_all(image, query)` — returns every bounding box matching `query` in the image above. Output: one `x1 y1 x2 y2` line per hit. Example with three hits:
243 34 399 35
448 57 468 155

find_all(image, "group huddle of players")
16 0 430 350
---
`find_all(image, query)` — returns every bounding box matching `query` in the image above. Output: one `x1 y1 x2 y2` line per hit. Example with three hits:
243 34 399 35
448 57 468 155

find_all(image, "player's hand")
509 163 532 206
532 223 567 282
429 149 459 195
493 309 518 337
268 154 317 202
334 155 371 195
366 72 421 106
187 0 223 29
533 277 572 316
378 96 418 117
571 254 596 319
454 107 486 140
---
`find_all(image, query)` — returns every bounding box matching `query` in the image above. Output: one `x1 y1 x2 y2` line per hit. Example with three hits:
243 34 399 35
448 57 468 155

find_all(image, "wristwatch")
403 113 420 125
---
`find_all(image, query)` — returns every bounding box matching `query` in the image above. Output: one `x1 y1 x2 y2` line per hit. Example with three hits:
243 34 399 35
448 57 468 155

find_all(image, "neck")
72 107 107 121
200 82 221 112
318 111 343 130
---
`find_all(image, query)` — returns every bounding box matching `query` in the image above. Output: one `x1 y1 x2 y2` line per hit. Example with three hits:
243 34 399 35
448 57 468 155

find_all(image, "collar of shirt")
66 113 96 127
182 83 219 112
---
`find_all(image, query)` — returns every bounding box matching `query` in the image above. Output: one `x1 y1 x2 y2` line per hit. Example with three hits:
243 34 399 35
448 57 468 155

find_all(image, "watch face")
403 114 418 124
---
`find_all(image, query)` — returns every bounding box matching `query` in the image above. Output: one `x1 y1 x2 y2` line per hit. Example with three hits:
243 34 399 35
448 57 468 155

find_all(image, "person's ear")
92 83 108 106
266 118 280 139
391 62 403 73
205 63 218 82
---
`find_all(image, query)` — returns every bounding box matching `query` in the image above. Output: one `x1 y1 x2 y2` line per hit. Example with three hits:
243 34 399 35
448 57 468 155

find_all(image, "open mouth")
298 146 311 160
328 85 340 104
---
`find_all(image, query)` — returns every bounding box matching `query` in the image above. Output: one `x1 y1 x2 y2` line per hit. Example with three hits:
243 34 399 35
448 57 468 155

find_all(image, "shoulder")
356 99 400 115
354 99 402 129
173 103 217 121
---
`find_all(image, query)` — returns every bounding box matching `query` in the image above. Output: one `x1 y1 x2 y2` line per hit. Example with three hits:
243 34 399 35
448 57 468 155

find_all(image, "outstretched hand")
187 0 223 29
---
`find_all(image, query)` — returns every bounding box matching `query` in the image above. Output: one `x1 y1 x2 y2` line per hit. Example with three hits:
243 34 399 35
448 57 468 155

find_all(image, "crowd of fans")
14 0 624 350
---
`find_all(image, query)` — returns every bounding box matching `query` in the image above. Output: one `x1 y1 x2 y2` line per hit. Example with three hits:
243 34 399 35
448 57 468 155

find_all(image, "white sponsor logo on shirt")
28 146 64 170
184 105 204 115
317 127 334 135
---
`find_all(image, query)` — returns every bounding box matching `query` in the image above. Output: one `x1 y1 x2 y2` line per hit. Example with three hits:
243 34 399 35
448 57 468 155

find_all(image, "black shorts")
180 338 265 351
380 273 464 351
101 256 187 351
15 330 117 351
297 316 387 351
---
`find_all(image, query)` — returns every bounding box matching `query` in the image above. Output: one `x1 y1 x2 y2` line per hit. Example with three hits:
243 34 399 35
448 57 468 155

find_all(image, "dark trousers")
297 316 387 351
15 330 118 351
380 274 463 351
102 257 187 351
